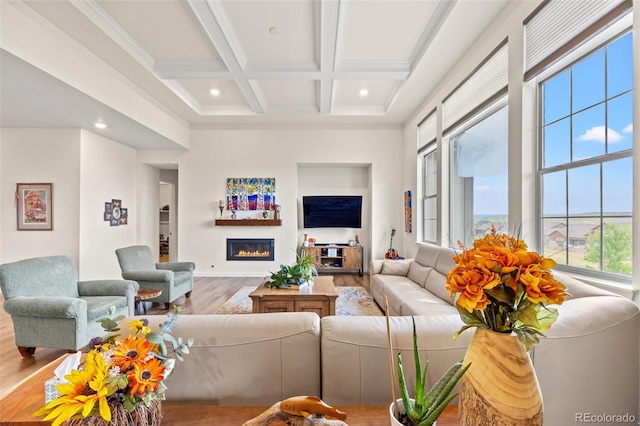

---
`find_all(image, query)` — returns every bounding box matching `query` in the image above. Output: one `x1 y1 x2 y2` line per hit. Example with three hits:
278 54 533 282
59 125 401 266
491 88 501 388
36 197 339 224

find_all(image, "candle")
219 200 224 208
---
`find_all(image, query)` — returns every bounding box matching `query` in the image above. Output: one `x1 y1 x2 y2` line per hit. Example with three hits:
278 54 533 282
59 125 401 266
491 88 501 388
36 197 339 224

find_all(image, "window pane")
424 151 438 196
543 218 567 264
543 118 570 167
607 92 633 153
543 171 566 216
607 32 633 97
543 70 570 124
451 105 508 245
568 165 600 216
572 50 604 112
572 104 605 161
603 158 632 214
424 198 437 242
584 219 633 275
567 218 599 268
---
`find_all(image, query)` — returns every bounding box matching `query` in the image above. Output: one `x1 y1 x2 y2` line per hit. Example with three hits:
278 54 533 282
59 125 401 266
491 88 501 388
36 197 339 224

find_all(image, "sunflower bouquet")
35 307 194 426
445 226 568 350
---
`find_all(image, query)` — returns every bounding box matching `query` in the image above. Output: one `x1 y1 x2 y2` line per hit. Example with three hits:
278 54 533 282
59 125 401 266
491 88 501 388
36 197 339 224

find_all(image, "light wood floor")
0 273 369 400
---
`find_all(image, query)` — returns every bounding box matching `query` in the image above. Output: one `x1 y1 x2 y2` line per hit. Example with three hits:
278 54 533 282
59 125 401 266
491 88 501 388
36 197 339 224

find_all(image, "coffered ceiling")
1 0 510 148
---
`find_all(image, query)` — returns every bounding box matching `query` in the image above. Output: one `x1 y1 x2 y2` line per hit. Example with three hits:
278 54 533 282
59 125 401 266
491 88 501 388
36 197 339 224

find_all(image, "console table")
1 354 459 426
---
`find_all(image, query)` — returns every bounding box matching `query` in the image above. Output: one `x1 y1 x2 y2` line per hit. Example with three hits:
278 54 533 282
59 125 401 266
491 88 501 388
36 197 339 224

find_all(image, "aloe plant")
396 317 470 426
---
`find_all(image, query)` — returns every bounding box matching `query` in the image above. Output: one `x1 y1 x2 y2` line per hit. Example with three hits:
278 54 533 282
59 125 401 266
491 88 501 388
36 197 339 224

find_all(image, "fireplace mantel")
216 219 281 226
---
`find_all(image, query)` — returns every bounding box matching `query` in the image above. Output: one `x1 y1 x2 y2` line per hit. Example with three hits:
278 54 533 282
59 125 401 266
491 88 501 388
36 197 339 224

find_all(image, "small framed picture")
16 183 53 231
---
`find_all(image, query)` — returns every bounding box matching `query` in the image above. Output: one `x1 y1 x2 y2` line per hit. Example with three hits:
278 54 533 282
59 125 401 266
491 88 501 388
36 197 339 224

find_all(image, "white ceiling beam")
154 60 229 79
318 0 340 114
188 0 265 113
408 0 457 69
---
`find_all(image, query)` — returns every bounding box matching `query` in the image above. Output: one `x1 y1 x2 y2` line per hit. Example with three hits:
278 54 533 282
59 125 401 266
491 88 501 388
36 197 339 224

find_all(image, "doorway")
159 170 178 262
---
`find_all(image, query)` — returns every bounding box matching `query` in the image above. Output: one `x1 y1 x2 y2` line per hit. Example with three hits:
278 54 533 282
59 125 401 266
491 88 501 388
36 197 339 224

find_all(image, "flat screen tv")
303 195 362 228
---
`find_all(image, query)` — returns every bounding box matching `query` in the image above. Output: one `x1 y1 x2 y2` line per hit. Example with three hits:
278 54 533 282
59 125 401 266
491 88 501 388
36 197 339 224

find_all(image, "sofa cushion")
401 299 462 317
383 283 449 316
144 312 322 404
381 259 412 276
407 262 432 287
414 243 442 267
424 271 455 306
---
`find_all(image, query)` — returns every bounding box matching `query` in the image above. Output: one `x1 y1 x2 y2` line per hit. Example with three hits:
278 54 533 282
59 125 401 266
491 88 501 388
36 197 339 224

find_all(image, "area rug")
215 286 383 316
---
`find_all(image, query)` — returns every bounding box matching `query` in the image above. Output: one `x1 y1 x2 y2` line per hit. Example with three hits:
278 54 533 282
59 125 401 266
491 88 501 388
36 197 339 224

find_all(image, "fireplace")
227 238 275 261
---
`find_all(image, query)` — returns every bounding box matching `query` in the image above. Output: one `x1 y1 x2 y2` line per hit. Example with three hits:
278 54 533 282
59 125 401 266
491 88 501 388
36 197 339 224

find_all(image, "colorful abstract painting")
404 190 412 233
226 178 276 211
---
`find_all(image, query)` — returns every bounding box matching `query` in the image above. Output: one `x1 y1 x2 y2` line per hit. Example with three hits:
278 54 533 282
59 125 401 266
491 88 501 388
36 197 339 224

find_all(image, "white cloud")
577 126 623 143
623 124 633 133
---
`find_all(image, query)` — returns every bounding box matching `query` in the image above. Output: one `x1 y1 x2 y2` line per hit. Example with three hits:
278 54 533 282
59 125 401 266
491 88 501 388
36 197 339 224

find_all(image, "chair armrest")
156 262 195 273
121 270 172 282
4 296 86 318
78 280 139 297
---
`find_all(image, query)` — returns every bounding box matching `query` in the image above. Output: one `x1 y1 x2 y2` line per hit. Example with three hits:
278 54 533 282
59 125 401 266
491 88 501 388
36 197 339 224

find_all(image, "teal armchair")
0 255 138 357
115 245 194 310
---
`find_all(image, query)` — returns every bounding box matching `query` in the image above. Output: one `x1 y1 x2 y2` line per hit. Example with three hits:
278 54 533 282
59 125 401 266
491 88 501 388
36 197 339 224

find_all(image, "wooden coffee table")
249 275 338 317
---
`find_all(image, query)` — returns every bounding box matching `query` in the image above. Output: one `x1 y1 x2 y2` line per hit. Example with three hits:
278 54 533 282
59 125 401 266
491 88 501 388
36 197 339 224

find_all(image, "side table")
135 288 162 315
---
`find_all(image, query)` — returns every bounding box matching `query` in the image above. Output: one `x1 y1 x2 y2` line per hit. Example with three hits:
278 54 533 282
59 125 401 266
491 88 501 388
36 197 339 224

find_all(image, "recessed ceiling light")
359 89 369 97
94 122 107 129
269 26 280 36
210 88 221 96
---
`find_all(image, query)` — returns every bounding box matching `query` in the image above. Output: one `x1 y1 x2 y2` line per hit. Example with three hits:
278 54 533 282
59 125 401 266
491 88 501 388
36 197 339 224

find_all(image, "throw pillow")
381 259 411 276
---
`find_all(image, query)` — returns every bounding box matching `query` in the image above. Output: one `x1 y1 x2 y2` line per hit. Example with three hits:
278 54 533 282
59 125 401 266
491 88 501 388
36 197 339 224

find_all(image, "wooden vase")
459 328 542 426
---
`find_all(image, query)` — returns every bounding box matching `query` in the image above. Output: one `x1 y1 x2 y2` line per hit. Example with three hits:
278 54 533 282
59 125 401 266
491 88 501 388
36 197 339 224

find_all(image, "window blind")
418 109 437 151
442 39 508 135
523 0 632 80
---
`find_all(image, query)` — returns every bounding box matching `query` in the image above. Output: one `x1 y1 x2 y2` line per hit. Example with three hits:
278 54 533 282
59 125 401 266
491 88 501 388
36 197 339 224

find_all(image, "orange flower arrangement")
446 226 568 350
35 308 193 426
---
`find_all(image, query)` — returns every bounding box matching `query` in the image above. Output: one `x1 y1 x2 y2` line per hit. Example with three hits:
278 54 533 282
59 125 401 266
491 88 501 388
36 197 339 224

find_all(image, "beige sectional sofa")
138 243 639 426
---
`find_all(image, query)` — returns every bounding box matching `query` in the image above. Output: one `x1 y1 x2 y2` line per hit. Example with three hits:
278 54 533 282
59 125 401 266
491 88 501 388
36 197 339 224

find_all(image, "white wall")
178 128 403 277
0 129 145 281
78 130 138 279
0 128 81 265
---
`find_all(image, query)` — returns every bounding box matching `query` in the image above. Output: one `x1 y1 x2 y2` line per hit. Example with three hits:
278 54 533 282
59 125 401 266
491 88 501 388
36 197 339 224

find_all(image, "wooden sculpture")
242 396 348 426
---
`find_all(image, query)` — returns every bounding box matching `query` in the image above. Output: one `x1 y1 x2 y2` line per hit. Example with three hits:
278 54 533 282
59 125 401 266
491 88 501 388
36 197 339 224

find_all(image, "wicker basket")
66 399 162 426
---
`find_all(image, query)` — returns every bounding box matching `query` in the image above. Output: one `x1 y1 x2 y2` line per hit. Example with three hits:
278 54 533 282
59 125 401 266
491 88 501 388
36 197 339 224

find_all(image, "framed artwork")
16 183 53 231
226 178 275 211
404 190 412 233
104 199 128 226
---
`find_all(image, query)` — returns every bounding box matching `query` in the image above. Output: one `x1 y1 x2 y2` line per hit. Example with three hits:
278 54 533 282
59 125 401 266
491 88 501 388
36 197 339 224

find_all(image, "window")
539 31 633 278
418 110 438 243
450 101 509 246
421 144 438 243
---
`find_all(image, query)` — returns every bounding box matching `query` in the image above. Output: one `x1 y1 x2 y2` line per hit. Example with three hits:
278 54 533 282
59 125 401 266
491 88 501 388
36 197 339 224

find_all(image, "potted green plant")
264 251 318 288
389 316 470 426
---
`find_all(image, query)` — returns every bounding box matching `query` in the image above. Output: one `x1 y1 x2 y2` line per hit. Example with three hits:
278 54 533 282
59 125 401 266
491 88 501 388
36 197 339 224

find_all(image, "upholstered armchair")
115 245 195 310
0 255 138 357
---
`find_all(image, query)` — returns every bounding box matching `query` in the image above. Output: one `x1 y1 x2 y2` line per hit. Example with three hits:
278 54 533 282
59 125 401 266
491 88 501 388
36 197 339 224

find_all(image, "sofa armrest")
156 262 195 273
122 270 172 282
4 296 86 318
370 259 383 275
78 280 139 297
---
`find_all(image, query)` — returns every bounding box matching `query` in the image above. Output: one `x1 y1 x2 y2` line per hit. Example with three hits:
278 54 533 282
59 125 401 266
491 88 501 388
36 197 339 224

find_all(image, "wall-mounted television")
302 195 362 229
